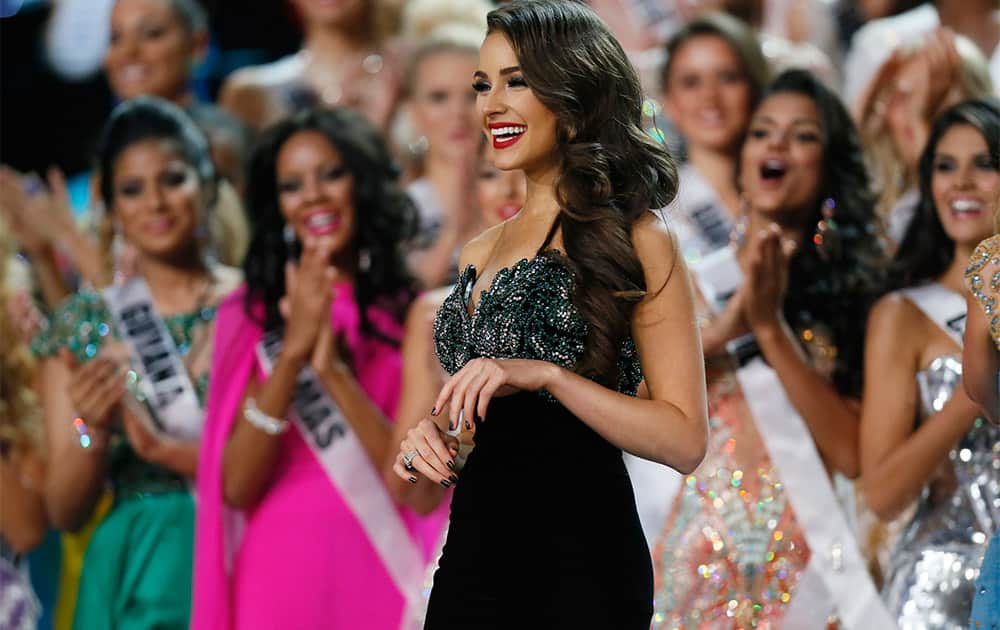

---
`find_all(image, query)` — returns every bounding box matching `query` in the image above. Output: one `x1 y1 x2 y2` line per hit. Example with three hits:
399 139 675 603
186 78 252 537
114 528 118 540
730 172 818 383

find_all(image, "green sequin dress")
33 290 215 630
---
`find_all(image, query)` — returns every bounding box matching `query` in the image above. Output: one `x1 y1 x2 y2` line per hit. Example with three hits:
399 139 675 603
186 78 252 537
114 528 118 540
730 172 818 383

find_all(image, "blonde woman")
855 29 993 245
0 224 47 630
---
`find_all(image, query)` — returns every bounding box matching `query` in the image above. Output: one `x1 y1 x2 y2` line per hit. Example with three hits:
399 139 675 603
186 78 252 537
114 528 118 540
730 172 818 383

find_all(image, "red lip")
495 204 521 220
488 121 527 150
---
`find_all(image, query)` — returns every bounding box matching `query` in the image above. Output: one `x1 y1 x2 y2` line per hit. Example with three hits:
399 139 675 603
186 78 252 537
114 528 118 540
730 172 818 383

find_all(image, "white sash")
255 332 424 615
102 277 203 441
898 283 967 346
692 246 895 629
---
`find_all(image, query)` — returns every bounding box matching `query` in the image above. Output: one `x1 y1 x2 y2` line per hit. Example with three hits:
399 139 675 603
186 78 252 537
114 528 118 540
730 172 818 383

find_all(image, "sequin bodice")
883 354 1000 629
433 253 642 396
33 290 215 500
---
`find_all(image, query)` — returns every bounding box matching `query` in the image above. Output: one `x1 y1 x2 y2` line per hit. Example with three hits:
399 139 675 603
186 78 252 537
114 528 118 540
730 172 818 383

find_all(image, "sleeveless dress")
426 253 651 628
967 234 1000 630
882 354 1000 630
32 289 217 630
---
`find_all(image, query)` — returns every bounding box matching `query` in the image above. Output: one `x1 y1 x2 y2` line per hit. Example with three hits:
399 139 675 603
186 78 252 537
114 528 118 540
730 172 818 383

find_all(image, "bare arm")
218 72 269 131
221 352 301 509
754 322 862 478
0 448 47 553
549 219 707 471
963 296 998 423
744 228 862 478
383 294 450 514
860 295 983 520
41 355 118 531
314 349 394 469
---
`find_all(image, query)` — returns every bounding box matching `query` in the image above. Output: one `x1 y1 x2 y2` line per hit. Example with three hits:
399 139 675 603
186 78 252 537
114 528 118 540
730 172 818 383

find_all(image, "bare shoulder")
631 210 682 285
867 292 924 355
457 222 506 271
409 287 451 324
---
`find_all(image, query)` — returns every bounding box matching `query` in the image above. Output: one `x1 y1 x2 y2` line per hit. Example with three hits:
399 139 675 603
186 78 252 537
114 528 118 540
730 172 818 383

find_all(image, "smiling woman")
191 108 446 630
392 2 710 628
860 98 1000 628
32 97 242 630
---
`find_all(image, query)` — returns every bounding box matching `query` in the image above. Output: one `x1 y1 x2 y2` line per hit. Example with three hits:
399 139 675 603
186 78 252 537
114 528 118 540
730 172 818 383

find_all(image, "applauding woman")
34 97 241 630
193 107 437 630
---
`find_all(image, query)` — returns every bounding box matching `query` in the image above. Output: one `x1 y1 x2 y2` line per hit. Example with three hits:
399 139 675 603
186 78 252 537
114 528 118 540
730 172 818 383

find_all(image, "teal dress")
33 290 214 630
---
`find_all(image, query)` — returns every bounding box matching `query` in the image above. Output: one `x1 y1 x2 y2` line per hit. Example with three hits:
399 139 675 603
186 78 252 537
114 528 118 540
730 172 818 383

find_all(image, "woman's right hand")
0 165 78 254
279 235 338 363
701 283 751 356
393 418 459 488
60 348 125 433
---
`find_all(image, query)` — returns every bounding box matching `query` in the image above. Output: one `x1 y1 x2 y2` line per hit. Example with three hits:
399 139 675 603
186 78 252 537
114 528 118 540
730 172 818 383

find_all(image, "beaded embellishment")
966 235 1000 349
433 253 642 398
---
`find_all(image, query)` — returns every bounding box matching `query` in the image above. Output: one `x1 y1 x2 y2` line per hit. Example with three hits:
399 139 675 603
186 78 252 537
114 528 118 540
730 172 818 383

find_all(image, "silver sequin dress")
882 355 1000 629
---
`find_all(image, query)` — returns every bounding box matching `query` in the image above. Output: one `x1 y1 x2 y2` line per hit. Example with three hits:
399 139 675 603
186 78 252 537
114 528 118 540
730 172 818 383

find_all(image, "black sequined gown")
425 254 652 629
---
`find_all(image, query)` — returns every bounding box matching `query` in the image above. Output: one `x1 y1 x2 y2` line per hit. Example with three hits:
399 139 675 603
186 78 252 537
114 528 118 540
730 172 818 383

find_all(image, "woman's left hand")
432 358 560 431
121 409 197 476
744 224 796 335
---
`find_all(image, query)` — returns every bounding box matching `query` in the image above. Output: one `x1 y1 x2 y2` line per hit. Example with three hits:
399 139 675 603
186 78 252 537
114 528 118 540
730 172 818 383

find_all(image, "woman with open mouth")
650 69 891 629
861 98 1000 630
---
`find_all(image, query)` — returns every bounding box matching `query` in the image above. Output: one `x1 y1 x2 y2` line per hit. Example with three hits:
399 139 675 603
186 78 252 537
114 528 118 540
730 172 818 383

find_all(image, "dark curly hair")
753 70 888 397
891 98 1000 289
486 0 678 386
242 107 418 342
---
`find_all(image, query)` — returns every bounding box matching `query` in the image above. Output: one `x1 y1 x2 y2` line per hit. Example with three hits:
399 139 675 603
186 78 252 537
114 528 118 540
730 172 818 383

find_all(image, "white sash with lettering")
898 283 966 345
693 246 895 630
255 332 424 617
102 277 203 440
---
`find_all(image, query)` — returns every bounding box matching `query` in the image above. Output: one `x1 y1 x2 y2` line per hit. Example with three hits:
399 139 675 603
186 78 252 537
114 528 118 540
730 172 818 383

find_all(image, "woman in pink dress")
192 107 437 630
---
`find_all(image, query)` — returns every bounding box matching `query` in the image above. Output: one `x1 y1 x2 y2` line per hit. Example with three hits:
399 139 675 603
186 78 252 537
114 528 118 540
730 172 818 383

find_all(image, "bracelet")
72 416 106 449
243 398 289 436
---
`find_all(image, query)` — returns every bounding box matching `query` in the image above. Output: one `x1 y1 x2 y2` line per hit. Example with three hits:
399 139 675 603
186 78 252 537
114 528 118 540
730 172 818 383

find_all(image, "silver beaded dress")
882 354 1000 629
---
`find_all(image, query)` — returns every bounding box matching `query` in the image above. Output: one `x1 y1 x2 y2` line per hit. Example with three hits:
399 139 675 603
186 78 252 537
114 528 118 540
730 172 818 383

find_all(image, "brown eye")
117 180 143 197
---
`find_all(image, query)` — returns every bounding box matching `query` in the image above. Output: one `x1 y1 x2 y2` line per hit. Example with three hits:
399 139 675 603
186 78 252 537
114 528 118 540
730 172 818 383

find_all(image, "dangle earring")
813 197 841 261
729 195 750 249
358 248 372 273
111 219 132 285
283 223 299 263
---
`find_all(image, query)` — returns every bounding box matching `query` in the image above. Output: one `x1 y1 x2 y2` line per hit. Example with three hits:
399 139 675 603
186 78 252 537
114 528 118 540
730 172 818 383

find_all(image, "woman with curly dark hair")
860 98 999 629
649 69 893 628
392 2 709 627
192 107 438 630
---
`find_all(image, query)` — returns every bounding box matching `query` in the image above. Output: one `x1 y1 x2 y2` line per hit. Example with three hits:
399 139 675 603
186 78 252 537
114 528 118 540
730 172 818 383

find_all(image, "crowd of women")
0 0 997 629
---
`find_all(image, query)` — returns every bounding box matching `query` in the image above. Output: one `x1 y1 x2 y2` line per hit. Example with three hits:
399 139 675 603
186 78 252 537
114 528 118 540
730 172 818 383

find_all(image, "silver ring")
402 449 418 469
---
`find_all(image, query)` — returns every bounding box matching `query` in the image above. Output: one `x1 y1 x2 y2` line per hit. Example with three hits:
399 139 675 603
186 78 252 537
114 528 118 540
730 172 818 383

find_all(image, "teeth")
121 65 147 81
951 199 982 212
307 213 337 227
491 126 526 137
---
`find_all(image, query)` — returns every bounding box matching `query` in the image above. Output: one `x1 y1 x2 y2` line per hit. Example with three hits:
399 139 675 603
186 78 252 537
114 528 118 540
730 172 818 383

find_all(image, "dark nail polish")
450 475 459 483
440 480 452 488
409 476 418 484
446 460 455 470
431 407 437 416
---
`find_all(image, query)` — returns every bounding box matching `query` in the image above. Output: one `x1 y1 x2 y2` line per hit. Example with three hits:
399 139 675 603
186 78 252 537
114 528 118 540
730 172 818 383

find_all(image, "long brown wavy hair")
486 0 678 385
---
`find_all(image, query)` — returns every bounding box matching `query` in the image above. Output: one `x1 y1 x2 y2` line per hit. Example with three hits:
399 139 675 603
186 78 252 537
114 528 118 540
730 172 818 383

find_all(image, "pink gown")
192 284 446 630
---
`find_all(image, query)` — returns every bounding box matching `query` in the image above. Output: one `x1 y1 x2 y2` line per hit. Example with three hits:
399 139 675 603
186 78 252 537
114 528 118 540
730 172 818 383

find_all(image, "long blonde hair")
0 220 42 454
862 35 994 222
